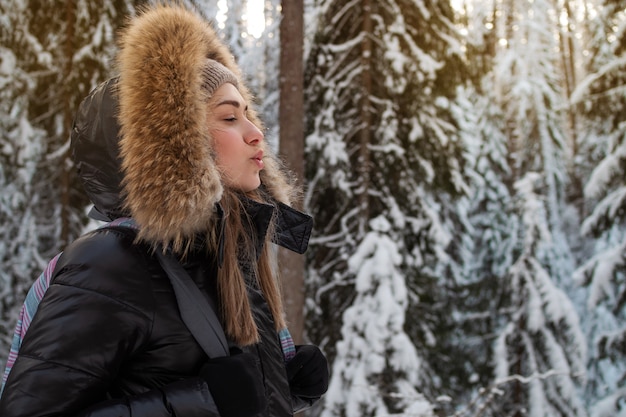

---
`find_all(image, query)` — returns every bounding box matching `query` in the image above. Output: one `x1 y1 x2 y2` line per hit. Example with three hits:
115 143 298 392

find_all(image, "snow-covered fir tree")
572 1 626 415
491 173 587 417
451 82 519 408
492 0 576 285
472 1 586 416
439 4 520 408
322 216 435 417
303 0 467 414
456 0 589 413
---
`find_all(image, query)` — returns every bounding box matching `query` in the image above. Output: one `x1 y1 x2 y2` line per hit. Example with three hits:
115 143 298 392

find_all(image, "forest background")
1 0 625 416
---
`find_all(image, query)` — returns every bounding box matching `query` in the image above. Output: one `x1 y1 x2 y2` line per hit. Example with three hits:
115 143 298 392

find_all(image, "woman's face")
207 83 265 192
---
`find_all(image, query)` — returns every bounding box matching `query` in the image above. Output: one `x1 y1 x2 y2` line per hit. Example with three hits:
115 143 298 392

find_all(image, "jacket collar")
245 198 312 254
102 197 313 266
216 198 313 267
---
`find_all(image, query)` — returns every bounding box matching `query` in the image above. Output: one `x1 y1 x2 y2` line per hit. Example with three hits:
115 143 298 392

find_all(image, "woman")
0 4 328 417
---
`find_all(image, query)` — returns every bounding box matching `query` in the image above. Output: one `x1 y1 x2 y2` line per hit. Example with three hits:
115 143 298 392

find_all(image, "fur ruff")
116 4 292 250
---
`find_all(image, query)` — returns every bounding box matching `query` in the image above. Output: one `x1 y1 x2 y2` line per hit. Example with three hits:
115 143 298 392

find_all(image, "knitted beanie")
202 59 239 97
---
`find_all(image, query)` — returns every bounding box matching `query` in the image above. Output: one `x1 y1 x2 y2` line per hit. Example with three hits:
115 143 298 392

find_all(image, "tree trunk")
560 0 584 214
359 0 372 228
278 0 306 344
61 0 76 248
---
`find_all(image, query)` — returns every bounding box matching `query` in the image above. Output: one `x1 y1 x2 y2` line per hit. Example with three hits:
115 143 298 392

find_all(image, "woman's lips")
252 151 264 169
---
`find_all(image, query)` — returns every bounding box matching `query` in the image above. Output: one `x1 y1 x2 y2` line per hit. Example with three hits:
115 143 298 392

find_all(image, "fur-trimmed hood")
71 4 295 249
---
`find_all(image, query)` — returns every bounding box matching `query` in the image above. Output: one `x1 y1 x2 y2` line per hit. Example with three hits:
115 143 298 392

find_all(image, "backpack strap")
279 328 296 362
1 253 62 395
154 250 229 358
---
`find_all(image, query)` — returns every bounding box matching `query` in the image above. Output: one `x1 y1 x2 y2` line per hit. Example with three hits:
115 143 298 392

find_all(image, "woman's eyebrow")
216 100 248 111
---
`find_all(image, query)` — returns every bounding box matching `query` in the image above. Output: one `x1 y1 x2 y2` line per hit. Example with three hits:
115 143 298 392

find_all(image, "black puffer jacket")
0 203 312 417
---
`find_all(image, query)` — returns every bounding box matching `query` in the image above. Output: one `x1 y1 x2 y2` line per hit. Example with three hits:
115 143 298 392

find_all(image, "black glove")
286 344 329 399
200 349 267 417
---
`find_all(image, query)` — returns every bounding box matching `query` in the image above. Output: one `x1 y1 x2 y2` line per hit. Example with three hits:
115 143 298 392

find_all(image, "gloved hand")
286 344 329 399
200 349 267 417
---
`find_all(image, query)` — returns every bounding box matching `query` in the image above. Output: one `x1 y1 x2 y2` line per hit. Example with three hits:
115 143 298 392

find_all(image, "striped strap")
1 253 62 395
279 328 296 362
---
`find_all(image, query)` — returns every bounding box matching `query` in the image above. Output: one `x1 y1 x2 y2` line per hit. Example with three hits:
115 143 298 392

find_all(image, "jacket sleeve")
76 379 220 417
0 231 220 417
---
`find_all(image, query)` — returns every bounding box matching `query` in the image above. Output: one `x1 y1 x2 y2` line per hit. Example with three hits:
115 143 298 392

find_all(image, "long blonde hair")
215 189 286 346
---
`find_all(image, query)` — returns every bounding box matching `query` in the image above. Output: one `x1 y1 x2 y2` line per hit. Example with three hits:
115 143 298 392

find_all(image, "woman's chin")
228 177 261 193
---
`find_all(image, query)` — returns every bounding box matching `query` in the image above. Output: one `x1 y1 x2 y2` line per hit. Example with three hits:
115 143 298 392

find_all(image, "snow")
584 148 626 200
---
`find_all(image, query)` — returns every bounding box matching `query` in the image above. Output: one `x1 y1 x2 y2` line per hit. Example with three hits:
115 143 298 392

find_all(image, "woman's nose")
245 120 264 145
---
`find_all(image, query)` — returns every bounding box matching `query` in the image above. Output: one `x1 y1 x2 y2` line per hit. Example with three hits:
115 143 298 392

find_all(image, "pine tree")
572 1 626 414
432 3 521 408
321 217 435 417
304 0 466 413
491 173 587 417
496 0 576 284
450 83 519 408
455 0 588 413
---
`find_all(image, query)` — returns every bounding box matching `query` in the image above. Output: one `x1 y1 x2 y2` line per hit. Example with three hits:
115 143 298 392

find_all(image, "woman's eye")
224 117 237 122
